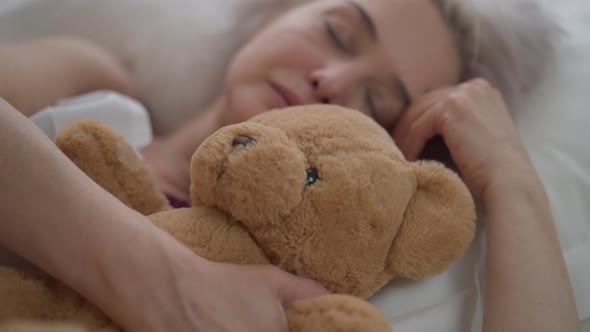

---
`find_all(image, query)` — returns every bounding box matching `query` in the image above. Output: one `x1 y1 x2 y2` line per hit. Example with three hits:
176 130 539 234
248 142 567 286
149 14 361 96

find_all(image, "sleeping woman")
0 0 579 331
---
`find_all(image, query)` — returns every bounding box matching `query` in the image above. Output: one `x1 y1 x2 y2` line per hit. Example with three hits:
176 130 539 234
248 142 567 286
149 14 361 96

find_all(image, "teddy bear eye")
306 168 319 185
232 136 254 147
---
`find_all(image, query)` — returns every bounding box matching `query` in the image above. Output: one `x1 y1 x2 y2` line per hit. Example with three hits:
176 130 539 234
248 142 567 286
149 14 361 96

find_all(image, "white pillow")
0 0 287 136
517 0 590 319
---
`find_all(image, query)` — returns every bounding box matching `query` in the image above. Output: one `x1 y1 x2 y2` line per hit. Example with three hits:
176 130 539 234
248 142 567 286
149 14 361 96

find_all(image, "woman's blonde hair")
433 0 563 107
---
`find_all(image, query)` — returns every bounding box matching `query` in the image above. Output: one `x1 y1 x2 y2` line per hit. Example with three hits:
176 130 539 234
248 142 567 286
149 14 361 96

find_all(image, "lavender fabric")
165 193 191 209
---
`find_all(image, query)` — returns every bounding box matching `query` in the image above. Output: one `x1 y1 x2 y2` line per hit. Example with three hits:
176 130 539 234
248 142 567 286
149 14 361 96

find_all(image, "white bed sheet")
1 1 589 330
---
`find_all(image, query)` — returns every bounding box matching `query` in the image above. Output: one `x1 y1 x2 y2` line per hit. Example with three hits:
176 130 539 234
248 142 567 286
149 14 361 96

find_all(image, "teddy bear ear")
386 161 476 280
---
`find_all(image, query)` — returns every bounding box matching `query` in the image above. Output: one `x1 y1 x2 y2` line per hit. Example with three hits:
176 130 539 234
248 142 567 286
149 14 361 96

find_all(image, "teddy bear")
0 105 476 331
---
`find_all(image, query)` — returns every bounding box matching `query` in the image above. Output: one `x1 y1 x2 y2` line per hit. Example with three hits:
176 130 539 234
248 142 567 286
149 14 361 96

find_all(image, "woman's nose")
307 67 351 105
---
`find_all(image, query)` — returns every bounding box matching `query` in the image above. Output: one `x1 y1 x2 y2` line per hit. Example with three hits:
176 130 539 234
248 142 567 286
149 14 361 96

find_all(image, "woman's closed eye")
324 15 355 55
323 18 386 127
321 12 398 128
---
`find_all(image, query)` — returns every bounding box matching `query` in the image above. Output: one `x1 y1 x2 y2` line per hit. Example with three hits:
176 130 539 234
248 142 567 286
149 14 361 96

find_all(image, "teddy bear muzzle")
191 122 308 229
217 138 307 229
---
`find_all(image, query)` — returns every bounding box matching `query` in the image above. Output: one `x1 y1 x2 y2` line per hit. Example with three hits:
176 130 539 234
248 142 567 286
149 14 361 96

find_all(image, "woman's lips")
269 80 302 108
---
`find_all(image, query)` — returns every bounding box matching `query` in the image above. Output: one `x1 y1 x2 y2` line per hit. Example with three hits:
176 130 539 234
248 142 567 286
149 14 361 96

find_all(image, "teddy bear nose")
232 136 253 147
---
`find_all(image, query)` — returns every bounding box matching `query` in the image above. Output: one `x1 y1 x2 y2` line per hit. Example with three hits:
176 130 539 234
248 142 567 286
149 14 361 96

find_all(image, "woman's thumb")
273 270 329 307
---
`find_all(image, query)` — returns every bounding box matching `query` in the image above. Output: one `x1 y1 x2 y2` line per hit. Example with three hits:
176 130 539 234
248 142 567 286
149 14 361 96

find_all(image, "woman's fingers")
398 102 444 161
184 261 329 332
394 88 454 160
393 78 535 198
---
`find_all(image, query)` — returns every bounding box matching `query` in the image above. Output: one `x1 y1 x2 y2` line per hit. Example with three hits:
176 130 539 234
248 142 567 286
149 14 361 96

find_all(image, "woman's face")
222 0 461 129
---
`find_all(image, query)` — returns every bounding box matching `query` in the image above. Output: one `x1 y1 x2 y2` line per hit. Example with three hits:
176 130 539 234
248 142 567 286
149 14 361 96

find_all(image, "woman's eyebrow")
347 1 377 42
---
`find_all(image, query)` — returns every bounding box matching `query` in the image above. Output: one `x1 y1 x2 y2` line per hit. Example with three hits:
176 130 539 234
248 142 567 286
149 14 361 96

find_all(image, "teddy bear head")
190 105 476 298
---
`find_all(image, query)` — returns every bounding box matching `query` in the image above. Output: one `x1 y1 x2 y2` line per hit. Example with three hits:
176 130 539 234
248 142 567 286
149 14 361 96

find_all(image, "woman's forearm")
0 37 136 117
0 99 187 329
483 173 579 331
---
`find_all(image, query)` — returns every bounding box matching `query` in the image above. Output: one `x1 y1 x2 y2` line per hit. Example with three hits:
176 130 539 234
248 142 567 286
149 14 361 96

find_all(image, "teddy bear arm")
148 207 270 265
0 321 119 332
286 294 392 332
0 267 111 330
55 120 171 215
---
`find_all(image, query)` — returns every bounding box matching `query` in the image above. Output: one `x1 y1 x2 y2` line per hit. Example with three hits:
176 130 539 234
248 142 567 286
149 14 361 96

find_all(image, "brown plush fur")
0 105 476 331
54 121 171 215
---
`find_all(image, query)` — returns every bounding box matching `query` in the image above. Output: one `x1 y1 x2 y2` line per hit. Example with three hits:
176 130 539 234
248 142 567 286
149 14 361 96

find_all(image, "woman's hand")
118 229 328 332
393 80 578 332
393 78 534 199
177 259 329 332
141 137 191 202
